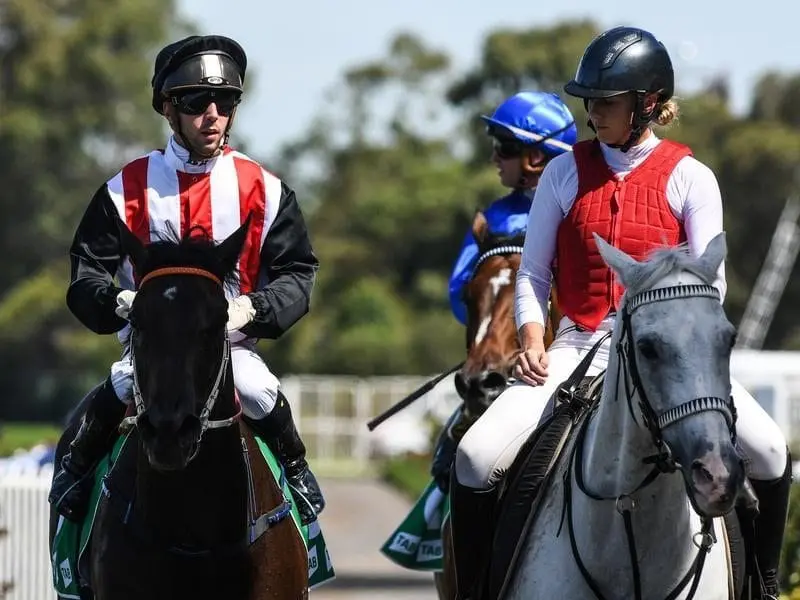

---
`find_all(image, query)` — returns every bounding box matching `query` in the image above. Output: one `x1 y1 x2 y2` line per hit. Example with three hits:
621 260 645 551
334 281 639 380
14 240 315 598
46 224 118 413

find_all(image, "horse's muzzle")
455 368 509 414
683 446 744 518
138 412 202 471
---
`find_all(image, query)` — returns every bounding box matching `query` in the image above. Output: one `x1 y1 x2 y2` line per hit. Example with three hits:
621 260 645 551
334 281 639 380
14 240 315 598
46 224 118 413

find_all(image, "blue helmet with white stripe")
481 91 577 157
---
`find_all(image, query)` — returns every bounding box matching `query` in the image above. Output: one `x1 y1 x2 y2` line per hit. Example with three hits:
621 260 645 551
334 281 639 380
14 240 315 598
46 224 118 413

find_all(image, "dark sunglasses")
171 90 241 116
492 138 525 159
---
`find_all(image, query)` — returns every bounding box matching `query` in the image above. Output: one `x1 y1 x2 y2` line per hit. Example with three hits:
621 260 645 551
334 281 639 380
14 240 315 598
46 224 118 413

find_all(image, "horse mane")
138 224 241 289
621 242 718 298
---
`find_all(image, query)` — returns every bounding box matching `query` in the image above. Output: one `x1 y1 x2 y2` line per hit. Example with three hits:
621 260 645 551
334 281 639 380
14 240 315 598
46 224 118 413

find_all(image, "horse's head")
118 218 250 472
455 211 523 417
598 232 744 518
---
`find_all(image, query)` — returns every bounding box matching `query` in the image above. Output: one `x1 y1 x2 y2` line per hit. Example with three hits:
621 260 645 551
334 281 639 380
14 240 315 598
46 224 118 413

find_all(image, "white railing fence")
3 354 800 599
0 469 54 600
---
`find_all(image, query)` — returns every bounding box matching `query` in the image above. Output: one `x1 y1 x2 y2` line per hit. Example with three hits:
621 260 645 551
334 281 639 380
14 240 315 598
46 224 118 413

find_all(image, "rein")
121 266 242 447
559 283 736 600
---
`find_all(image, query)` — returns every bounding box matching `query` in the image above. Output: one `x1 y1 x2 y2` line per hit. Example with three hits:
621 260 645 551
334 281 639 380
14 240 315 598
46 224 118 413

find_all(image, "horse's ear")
472 211 488 246
217 212 251 274
117 217 146 272
594 233 639 287
696 232 727 278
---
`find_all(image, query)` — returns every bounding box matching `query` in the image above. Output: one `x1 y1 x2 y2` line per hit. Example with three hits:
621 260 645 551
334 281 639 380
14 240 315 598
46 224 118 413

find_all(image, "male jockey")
49 34 325 526
431 91 577 492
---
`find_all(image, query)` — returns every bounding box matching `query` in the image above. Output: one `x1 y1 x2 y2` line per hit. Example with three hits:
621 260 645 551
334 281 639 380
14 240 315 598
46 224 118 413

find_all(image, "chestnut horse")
435 211 560 599
49 220 308 600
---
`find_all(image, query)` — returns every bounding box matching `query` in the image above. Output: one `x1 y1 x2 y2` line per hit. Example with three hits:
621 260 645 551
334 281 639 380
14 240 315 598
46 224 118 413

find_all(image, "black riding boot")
450 474 499 600
748 449 792 599
48 378 127 522
247 392 325 525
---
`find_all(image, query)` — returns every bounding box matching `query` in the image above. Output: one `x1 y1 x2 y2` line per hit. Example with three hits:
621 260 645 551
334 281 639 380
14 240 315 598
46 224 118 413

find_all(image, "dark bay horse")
435 210 561 599
49 219 308 600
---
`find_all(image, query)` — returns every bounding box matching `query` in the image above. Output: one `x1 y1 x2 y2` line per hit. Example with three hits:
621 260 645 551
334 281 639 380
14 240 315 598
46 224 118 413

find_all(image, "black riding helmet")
151 35 247 114
564 26 673 151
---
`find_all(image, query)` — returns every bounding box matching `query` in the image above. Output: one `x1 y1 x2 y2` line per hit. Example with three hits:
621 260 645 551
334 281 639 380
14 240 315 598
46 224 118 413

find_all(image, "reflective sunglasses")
492 137 525 159
171 90 241 116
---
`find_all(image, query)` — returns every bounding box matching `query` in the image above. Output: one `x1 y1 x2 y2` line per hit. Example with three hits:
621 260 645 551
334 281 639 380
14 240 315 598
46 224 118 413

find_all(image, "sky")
177 0 800 160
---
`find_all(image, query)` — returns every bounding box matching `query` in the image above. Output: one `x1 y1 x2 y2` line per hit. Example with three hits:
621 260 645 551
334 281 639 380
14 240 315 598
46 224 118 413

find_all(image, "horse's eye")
637 338 659 361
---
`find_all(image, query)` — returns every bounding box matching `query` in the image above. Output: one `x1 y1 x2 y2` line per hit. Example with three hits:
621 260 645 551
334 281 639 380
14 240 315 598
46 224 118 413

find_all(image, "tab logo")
388 532 421 555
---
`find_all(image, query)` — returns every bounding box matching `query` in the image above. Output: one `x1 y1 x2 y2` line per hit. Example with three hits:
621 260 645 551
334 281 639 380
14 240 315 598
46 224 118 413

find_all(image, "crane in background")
735 195 800 350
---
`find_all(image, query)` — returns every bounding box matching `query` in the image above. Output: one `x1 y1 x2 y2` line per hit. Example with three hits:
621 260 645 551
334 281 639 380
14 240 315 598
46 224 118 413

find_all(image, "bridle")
618 283 737 471
121 266 242 456
457 237 525 405
469 239 525 279
562 282 738 600
463 235 525 351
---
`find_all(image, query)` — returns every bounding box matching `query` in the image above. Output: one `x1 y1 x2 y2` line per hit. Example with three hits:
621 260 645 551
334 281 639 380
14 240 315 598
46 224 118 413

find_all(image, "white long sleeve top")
515 132 727 329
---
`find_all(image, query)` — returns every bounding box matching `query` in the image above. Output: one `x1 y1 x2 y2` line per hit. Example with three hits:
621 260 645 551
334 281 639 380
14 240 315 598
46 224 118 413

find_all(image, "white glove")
115 290 137 320
227 295 256 332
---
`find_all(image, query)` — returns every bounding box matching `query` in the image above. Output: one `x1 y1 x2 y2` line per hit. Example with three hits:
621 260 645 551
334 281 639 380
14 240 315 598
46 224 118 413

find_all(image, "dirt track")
310 478 438 599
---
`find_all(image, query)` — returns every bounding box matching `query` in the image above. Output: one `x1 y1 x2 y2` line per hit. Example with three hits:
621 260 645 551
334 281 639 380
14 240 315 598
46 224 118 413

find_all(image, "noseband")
121 266 242 445
618 283 737 473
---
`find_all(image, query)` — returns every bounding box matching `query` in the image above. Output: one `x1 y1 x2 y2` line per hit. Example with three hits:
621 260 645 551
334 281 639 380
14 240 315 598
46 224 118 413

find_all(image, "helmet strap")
604 93 654 153
170 105 237 165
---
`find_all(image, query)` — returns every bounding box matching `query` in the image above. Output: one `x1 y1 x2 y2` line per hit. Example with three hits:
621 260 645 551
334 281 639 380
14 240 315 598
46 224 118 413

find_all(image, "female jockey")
450 26 791 600
432 92 577 492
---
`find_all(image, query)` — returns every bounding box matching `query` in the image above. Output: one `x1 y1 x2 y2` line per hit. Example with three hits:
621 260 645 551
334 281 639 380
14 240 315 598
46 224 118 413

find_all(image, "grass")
0 422 62 457
379 452 433 501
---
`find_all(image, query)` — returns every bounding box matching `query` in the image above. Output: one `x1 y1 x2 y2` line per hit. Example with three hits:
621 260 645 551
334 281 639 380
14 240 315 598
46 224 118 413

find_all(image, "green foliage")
268 20 800 377
379 452 433 501
0 422 62 457
0 0 187 419
1 13 800 422
782 484 800 590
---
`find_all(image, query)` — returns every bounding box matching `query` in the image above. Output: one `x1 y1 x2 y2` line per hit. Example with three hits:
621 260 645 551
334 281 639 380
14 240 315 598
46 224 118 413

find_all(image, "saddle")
481 338 608 600
488 381 602 598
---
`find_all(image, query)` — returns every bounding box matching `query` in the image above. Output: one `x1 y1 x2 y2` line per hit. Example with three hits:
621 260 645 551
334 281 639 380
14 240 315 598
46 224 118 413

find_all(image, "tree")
268 18 800 379
3 14 800 415
0 0 194 419
446 20 600 165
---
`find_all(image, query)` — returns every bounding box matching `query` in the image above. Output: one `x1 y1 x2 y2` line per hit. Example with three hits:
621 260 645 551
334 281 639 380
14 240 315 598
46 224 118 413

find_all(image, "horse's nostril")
691 460 714 483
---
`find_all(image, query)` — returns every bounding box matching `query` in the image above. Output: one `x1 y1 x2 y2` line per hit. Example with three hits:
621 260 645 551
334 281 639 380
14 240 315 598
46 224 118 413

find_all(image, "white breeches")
109 328 280 420
454 317 788 490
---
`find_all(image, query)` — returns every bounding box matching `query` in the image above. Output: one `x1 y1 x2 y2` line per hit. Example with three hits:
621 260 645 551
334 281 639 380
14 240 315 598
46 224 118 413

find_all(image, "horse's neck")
135 377 248 547
581 328 672 499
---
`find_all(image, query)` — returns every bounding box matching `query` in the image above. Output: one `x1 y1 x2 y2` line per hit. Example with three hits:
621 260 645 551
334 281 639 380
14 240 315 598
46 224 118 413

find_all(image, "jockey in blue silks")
431 92 577 494
448 91 578 325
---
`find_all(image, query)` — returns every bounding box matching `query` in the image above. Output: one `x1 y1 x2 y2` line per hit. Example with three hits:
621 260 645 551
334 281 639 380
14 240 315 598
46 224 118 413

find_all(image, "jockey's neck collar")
598 133 660 172
166 136 223 174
